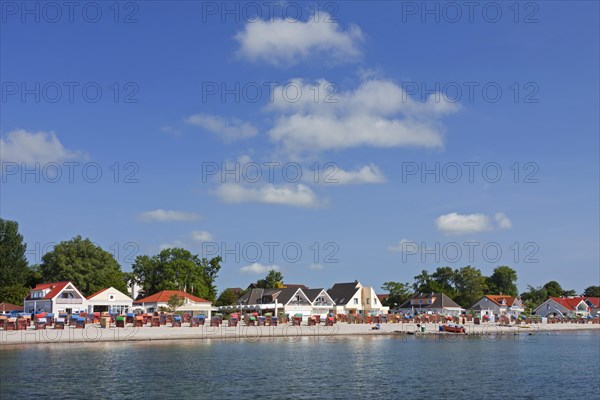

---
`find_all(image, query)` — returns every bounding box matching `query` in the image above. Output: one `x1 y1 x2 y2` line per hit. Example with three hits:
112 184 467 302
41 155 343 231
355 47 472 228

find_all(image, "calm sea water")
1 331 599 399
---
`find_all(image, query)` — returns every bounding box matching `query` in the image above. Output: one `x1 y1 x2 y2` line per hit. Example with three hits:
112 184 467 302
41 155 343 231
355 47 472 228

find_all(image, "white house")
86 287 133 314
23 281 87 314
534 297 590 318
305 288 336 318
133 290 213 317
398 292 464 316
470 295 525 317
327 281 388 315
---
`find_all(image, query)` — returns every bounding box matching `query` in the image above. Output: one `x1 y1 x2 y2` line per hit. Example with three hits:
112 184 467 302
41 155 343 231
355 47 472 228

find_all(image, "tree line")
382 266 600 312
0 219 222 304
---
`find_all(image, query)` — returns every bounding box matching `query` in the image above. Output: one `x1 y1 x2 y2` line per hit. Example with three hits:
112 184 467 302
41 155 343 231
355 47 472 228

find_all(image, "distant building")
470 295 525 317
534 297 591 318
304 289 336 318
397 292 464 316
236 287 315 318
585 297 600 317
86 287 133 314
327 281 388 315
133 290 213 317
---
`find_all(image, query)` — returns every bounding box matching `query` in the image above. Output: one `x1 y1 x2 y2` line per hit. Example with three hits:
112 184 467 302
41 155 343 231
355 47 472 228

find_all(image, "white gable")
87 287 133 303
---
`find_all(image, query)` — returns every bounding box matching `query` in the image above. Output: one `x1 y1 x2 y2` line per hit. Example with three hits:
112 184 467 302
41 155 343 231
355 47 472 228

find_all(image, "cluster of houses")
18 280 600 320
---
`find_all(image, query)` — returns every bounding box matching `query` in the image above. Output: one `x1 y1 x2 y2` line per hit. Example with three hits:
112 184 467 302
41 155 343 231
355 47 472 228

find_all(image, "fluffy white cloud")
235 14 364 66
388 239 419 253
215 183 321 208
0 129 84 163
190 230 214 242
267 79 459 154
139 209 201 222
435 212 512 234
240 263 280 274
324 164 386 185
435 213 492 235
185 114 258 141
495 212 513 230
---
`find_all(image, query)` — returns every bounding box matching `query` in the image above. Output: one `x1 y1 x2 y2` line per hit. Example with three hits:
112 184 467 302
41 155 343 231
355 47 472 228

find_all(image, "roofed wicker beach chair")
134 316 144 327
75 317 86 329
151 316 160 327
292 314 302 326
116 315 125 328
34 314 47 330
55 317 65 330
210 316 222 327
17 317 28 330
5 317 17 330
172 315 182 327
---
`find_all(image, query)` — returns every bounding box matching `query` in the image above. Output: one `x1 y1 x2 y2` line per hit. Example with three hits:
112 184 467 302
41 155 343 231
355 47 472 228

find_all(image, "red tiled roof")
26 281 71 300
485 295 517 307
0 302 23 312
585 297 600 308
133 290 209 304
377 294 389 301
550 297 588 311
86 288 109 300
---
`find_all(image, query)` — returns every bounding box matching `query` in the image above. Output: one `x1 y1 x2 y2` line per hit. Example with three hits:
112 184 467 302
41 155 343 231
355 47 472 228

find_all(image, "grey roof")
237 287 304 306
274 288 305 305
398 293 463 310
304 289 325 302
327 282 360 306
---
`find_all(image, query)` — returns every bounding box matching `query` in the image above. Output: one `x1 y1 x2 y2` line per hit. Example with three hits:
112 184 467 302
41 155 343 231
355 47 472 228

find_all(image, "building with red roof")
534 296 591 317
133 290 213 316
23 281 87 314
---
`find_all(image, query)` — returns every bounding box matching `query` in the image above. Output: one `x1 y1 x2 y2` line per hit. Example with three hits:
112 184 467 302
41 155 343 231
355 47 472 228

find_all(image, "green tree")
256 270 284 288
431 266 457 298
486 266 518 296
380 281 411 308
132 248 222 301
413 269 432 292
520 285 547 313
0 219 30 303
452 266 487 308
166 293 185 312
39 236 128 296
543 281 563 297
583 286 600 297
215 288 242 306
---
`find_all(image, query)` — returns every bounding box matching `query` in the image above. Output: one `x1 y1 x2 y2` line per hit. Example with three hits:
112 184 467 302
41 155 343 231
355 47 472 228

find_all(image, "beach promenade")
1 321 599 346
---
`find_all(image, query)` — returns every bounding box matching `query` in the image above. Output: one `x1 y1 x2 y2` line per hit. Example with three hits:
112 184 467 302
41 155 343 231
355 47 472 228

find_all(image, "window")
375 298 378 305
354 298 358 305
367 298 370 304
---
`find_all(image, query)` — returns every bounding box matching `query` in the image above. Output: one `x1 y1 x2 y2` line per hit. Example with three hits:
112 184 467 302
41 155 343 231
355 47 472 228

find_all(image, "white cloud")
435 213 492 235
495 212 513 230
0 129 85 163
267 79 459 155
215 183 321 208
191 230 213 242
240 263 279 274
139 209 201 222
185 114 258 141
324 164 386 185
308 263 324 270
435 212 513 234
388 239 419 253
235 14 364 66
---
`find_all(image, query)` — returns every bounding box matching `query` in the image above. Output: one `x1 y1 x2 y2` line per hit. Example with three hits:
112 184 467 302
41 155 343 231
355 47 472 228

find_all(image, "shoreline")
1 322 599 347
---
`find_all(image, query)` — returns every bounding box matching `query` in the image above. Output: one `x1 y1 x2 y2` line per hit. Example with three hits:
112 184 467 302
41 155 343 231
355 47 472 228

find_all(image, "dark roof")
327 282 360 306
304 289 325 302
238 287 305 306
283 284 309 290
398 293 463 310
275 288 305 305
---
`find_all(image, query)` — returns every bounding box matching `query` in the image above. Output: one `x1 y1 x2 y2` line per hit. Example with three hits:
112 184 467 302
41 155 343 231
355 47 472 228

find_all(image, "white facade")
534 298 589 318
470 296 525 317
87 287 133 314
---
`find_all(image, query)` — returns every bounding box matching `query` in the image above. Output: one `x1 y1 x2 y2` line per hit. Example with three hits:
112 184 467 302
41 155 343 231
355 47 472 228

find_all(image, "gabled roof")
482 295 519 307
134 290 209 304
398 292 463 310
275 288 307 305
549 297 588 311
282 284 309 290
26 281 71 300
327 282 360 306
304 289 326 302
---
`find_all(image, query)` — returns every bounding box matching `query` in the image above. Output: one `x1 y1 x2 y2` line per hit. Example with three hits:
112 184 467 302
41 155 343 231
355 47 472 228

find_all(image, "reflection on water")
1 332 599 399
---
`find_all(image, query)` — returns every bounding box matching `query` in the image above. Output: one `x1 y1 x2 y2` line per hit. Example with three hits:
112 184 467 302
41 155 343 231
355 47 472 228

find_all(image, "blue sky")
1 1 598 294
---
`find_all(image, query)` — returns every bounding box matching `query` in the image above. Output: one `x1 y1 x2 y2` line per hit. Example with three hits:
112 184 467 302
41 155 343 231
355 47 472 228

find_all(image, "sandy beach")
1 321 598 346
